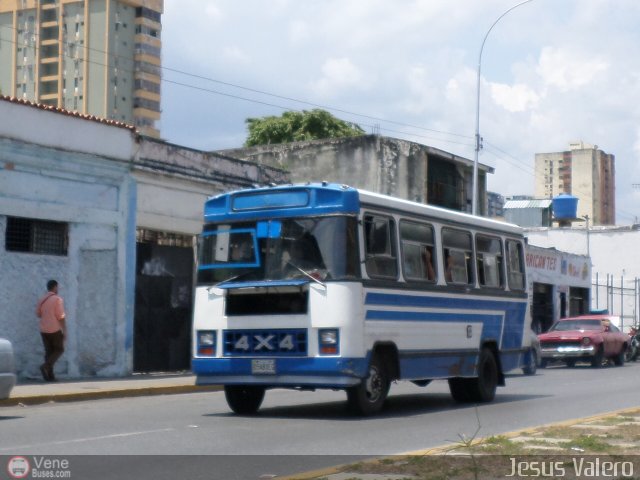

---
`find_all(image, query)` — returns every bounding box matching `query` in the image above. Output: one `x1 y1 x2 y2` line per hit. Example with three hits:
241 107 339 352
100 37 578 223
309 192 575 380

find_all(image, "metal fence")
591 273 639 331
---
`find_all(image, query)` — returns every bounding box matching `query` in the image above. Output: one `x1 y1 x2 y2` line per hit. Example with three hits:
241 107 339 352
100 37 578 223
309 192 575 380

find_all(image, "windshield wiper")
209 271 254 291
286 261 326 288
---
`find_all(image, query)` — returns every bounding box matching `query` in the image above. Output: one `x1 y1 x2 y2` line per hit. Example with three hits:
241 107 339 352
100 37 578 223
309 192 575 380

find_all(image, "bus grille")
223 329 307 356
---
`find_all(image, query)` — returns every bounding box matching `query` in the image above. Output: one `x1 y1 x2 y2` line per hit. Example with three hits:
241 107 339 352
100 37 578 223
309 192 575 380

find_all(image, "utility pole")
472 0 534 216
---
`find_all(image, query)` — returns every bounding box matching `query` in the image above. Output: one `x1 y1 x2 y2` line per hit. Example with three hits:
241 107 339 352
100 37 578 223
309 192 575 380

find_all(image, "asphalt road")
1 361 638 478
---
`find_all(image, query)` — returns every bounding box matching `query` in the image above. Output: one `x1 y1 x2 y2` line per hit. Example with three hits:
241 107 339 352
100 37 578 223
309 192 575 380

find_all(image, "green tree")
244 109 365 146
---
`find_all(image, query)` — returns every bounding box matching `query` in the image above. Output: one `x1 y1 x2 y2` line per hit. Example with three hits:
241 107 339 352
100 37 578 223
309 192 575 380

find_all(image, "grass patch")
476 435 525 455
559 434 613 452
593 415 637 425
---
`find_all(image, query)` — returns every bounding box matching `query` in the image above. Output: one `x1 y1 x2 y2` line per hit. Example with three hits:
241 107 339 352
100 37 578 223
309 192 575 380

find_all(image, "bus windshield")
197 216 359 285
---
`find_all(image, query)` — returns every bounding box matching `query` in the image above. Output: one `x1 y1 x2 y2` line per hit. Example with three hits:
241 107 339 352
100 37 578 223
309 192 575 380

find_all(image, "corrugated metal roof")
504 199 552 209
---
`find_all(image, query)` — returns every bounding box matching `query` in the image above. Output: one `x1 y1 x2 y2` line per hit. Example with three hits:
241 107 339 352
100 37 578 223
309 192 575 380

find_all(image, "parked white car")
0 338 16 399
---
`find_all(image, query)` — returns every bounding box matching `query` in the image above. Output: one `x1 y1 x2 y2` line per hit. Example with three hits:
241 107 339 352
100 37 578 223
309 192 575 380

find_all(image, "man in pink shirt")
36 279 66 382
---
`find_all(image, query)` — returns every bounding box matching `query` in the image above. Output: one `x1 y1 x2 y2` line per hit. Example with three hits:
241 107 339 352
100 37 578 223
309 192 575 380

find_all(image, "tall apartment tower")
0 0 162 138
534 141 615 225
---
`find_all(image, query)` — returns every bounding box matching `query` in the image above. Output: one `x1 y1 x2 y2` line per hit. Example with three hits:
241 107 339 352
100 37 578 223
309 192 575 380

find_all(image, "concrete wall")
221 135 490 212
0 96 134 160
526 226 640 328
525 244 591 330
526 226 640 278
0 97 137 379
133 137 288 235
0 138 136 378
0 96 292 379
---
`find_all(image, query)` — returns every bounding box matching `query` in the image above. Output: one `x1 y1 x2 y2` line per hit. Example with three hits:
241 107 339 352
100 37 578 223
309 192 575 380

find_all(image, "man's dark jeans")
41 330 64 381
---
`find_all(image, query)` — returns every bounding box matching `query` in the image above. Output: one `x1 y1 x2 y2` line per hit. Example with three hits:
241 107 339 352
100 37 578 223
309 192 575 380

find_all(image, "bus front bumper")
192 357 368 388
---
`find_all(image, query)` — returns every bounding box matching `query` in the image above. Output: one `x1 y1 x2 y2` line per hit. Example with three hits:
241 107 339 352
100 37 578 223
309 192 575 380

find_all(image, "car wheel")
613 348 625 366
591 347 604 368
565 359 576 368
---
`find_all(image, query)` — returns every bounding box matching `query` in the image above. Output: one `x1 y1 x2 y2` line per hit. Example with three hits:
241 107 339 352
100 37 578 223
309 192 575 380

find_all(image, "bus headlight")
319 329 339 355
198 331 216 356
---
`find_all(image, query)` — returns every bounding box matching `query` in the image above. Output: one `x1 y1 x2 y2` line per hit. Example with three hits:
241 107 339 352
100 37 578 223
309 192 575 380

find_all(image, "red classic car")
538 315 628 368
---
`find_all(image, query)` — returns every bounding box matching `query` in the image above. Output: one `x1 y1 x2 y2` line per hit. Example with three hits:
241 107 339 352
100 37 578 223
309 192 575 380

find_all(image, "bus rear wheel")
448 348 498 403
224 385 265 415
347 355 390 416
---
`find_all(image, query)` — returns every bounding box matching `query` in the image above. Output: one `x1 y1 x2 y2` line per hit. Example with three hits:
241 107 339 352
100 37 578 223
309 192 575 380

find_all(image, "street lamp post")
583 214 590 257
472 0 533 216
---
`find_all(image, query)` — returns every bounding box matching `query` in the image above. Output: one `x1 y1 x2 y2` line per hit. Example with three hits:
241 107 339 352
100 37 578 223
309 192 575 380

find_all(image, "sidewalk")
0 372 221 406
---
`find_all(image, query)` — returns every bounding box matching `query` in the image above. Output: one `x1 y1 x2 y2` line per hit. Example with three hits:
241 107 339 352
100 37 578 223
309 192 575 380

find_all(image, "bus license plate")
252 359 276 375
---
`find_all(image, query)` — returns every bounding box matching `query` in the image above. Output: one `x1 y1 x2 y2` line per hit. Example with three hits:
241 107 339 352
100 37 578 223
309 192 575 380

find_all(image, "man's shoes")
40 364 56 382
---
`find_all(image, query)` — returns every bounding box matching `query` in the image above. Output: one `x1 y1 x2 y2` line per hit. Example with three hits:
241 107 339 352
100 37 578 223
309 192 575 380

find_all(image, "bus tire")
448 377 472 402
347 354 390 416
448 348 498 403
522 349 538 375
473 348 498 402
224 385 265 415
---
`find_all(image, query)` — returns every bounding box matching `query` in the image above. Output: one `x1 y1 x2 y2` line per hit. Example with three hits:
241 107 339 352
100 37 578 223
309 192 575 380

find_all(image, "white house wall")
0 97 289 379
132 137 289 235
526 227 640 279
0 98 137 379
134 171 211 234
526 227 640 328
0 99 134 161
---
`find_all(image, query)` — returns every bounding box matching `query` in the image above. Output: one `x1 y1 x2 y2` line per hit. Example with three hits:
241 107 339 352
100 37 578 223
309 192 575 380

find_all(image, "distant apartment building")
534 141 615 225
0 0 162 137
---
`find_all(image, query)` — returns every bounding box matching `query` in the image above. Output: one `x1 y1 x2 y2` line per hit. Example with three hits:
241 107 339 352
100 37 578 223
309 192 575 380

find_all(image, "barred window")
5 217 68 256
136 228 195 248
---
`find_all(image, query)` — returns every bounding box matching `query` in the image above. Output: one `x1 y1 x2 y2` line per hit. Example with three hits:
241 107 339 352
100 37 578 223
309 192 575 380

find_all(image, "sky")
158 0 640 224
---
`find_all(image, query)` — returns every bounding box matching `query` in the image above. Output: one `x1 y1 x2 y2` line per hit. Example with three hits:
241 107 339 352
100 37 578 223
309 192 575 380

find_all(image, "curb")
0 384 222 407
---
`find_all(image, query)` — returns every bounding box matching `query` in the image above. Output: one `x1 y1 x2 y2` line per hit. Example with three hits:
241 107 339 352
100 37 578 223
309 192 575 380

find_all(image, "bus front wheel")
224 385 265 415
347 355 390 416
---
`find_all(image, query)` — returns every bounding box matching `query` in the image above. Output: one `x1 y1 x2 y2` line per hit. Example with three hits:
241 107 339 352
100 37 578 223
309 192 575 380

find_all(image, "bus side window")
363 214 398 278
506 239 525 290
442 228 473 285
400 221 436 282
476 234 504 288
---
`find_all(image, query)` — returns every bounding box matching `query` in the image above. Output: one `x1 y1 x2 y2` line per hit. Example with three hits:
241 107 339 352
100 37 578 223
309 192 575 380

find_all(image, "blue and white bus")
192 183 534 415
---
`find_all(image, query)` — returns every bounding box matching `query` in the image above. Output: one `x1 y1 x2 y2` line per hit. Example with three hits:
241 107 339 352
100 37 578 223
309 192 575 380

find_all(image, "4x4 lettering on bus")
233 334 296 351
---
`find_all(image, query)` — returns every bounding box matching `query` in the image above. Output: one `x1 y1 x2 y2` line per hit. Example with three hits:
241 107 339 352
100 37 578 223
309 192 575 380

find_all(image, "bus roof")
204 182 359 222
357 189 523 235
203 182 523 236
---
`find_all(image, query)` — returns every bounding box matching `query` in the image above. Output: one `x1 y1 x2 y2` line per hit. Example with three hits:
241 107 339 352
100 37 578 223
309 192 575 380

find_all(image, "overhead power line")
0 24 635 221
0 23 471 143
